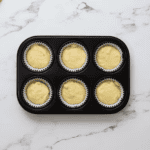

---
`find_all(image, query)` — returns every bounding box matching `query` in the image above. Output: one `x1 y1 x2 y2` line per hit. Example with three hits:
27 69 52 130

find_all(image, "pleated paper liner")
23 42 53 72
59 78 88 108
94 43 123 72
59 42 89 72
23 78 53 108
95 78 124 108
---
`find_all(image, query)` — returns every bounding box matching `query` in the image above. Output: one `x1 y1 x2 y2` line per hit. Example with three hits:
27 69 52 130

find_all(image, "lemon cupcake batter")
96 80 121 105
96 45 121 70
61 43 86 69
26 44 51 69
61 80 86 105
26 81 50 104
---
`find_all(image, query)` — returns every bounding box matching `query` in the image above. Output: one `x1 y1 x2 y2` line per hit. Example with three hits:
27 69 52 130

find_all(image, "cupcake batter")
61 43 86 69
96 45 121 70
61 80 86 105
26 44 51 69
96 80 121 105
26 81 49 104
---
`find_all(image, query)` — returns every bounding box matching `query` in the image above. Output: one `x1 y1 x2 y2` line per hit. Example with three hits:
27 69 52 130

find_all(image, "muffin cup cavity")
94 43 123 72
59 78 88 108
95 78 124 108
59 42 88 72
23 42 53 72
23 78 53 108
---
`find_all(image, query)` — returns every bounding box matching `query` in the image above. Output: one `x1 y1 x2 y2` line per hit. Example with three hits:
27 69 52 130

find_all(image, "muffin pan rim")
17 35 130 114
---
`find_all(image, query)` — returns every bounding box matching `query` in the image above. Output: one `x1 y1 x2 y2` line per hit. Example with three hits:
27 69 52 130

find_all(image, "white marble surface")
0 0 150 149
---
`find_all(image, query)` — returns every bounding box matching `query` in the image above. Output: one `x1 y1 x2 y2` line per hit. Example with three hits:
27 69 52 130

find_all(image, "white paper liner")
59 42 88 72
23 42 53 72
23 78 53 108
94 43 123 72
95 78 124 108
59 78 88 108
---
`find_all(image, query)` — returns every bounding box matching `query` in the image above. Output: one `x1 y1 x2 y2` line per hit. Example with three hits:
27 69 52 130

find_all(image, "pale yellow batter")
61 43 86 69
26 81 49 104
61 80 86 105
26 44 51 69
96 45 121 70
96 80 121 105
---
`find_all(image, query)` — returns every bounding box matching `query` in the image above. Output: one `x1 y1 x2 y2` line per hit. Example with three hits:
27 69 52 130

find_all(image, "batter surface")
96 45 121 70
61 80 86 105
26 44 51 69
26 81 49 104
61 43 86 69
96 80 121 105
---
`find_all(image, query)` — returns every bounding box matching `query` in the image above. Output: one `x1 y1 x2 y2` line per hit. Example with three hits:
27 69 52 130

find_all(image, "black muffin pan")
17 36 130 114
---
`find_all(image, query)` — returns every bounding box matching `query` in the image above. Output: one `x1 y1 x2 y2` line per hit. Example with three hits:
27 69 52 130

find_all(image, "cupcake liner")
94 43 123 72
95 78 124 108
59 42 88 72
23 78 53 108
59 78 88 108
23 42 53 72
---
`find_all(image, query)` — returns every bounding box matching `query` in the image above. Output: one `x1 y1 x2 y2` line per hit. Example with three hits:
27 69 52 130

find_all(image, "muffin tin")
17 36 130 114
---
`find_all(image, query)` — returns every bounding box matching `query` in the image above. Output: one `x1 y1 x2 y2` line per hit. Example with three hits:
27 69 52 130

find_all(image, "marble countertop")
0 0 150 149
